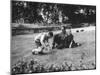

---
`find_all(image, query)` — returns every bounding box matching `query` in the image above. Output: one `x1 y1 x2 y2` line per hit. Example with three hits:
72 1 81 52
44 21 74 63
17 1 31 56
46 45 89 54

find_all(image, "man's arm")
52 34 59 49
68 34 74 48
52 38 55 49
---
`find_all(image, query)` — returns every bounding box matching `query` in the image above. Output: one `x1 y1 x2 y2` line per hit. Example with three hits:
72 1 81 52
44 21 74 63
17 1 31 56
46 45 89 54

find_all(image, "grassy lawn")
11 29 96 70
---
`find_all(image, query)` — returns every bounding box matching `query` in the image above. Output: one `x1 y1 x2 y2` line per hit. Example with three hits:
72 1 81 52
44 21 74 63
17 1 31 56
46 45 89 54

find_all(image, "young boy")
33 31 53 54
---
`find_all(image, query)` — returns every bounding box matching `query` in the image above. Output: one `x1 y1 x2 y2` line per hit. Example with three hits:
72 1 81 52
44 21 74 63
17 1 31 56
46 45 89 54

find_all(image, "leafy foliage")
11 58 96 75
11 1 96 24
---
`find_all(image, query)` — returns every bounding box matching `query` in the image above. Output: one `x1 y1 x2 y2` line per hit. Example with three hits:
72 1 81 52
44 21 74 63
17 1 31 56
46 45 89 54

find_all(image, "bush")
11 58 96 75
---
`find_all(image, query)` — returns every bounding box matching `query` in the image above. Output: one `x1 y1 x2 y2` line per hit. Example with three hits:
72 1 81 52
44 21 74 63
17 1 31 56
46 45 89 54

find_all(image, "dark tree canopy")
11 1 96 25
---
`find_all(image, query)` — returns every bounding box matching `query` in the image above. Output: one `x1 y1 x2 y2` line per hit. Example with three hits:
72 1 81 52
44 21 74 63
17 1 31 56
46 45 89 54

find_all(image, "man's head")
61 26 66 34
67 26 72 35
48 31 53 38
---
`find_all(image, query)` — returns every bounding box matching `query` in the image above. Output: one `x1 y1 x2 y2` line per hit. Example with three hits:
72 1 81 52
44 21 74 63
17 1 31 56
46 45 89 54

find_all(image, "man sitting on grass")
32 31 53 54
52 26 68 49
52 26 80 49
